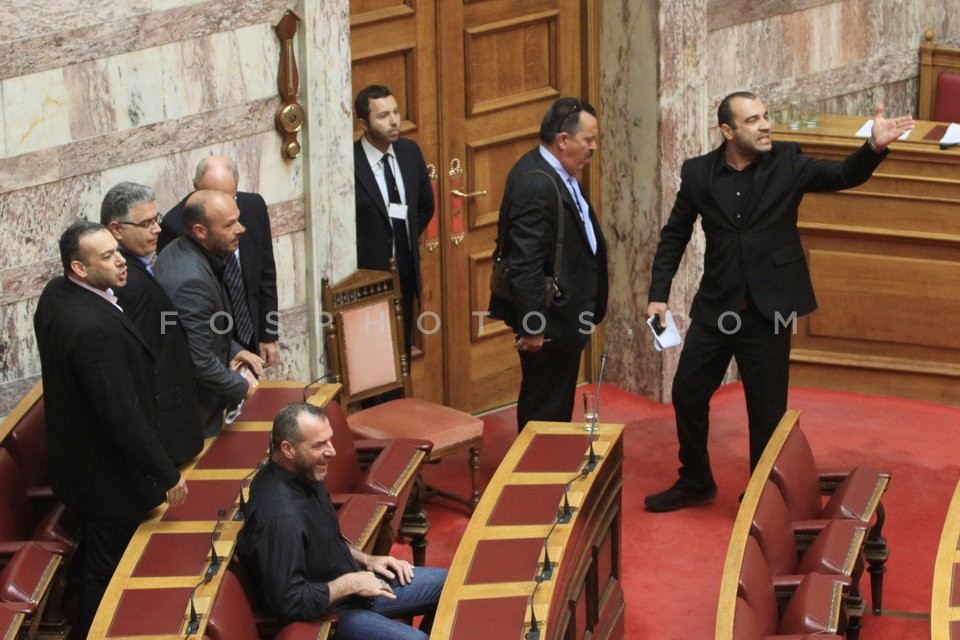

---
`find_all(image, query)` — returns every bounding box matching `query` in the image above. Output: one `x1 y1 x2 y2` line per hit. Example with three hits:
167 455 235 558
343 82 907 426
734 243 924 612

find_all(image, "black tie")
382 154 413 279
222 251 255 349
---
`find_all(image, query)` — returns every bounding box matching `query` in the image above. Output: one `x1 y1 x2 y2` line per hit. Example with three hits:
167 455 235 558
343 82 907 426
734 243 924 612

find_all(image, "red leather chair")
0 449 75 562
934 71 960 123
4 396 52 505
321 264 484 511
0 541 62 638
769 425 889 613
733 597 843 640
205 570 332 640
323 400 431 564
737 536 845 638
751 481 866 638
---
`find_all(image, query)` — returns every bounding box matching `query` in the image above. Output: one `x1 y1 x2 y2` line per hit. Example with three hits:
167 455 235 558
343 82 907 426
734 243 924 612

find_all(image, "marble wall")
600 0 960 402
0 0 355 416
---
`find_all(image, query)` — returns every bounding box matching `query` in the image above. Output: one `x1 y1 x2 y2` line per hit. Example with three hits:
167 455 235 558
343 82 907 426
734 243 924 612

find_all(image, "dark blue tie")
222 251 255 349
382 154 413 278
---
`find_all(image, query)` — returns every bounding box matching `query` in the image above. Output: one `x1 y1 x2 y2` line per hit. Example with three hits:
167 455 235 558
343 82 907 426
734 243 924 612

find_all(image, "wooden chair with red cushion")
321 263 484 511
0 541 62 639
919 30 960 123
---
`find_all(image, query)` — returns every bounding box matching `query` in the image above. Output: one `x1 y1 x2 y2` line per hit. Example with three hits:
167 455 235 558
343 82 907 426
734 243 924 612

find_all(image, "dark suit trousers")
671 304 792 488
517 341 583 432
75 514 141 637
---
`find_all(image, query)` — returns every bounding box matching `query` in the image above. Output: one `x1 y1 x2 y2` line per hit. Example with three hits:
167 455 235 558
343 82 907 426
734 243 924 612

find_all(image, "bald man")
160 155 280 367
155 190 262 437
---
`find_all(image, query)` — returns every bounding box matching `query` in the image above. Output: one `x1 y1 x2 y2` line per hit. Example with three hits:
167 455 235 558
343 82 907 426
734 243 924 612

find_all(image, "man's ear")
69 259 87 279
720 123 734 141
279 440 295 460
191 223 207 241
107 220 123 241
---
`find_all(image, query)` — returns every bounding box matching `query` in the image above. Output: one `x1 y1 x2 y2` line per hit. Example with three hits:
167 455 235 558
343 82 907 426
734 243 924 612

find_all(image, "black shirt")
712 151 759 228
237 460 366 622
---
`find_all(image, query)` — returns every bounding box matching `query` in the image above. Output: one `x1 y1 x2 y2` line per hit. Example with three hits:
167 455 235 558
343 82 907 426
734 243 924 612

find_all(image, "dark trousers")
75 514 141 638
671 306 793 488
517 340 583 432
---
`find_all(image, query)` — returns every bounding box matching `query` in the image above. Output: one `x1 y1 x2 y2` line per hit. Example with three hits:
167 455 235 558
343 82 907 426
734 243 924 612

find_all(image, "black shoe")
644 481 718 513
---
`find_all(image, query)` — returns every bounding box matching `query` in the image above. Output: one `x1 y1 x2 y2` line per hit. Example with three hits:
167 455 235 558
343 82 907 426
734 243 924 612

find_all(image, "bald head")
194 155 239 195
182 189 244 253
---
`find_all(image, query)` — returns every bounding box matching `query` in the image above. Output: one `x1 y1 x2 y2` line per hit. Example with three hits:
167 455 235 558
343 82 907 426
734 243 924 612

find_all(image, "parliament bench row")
716 410 891 640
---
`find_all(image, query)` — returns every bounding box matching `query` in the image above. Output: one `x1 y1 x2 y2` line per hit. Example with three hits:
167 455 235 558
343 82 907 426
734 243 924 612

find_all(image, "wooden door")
350 0 596 413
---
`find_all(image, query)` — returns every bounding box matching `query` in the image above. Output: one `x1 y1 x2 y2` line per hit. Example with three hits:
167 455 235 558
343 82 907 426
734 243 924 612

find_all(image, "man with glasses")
101 181 203 465
488 97 609 432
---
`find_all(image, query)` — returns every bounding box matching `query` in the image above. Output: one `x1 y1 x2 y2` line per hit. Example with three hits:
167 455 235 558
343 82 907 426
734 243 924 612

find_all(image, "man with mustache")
488 97 609 432
353 84 435 365
644 91 915 512
34 221 188 637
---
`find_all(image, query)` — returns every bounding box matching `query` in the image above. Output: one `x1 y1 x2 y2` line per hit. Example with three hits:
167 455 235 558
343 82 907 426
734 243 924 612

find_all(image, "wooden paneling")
777 114 960 405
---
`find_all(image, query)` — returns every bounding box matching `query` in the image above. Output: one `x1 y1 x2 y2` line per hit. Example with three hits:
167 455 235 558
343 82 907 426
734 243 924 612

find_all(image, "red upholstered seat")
0 541 62 634
738 536 844 637
4 397 52 504
321 264 484 511
0 449 75 560
733 597 844 640
206 570 331 640
770 425 889 614
934 71 960 123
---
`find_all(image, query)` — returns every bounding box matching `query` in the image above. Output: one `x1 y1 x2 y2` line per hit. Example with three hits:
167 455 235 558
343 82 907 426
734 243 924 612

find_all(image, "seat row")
716 410 890 640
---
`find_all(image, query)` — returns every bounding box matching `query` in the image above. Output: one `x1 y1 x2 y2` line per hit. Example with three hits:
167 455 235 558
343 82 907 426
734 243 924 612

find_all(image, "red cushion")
934 71 960 123
348 398 482 455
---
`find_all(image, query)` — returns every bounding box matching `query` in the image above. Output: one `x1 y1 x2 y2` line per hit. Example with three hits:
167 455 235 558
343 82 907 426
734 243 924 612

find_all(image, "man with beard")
353 85 435 363
34 221 188 637
237 402 447 640
643 91 915 512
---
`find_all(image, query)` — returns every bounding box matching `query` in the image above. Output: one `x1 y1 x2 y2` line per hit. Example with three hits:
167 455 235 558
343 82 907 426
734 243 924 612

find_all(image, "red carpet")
395 382 960 639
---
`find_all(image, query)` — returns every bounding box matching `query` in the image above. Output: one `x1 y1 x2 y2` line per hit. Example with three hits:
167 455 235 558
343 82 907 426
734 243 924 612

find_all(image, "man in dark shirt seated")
237 402 447 639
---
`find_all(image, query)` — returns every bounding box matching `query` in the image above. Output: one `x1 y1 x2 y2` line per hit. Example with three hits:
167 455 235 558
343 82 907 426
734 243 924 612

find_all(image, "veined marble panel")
0 296 41 386
0 375 40 422
273 231 307 310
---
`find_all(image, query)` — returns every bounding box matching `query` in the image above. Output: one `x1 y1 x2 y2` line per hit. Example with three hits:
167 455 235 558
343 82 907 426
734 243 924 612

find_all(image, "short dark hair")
59 220 106 275
100 181 155 225
355 84 393 122
271 402 327 452
539 97 597 144
717 91 757 129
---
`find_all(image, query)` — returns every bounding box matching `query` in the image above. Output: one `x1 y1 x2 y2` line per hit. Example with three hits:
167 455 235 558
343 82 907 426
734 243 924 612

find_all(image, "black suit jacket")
488 148 608 348
116 248 203 465
649 141 887 325
159 192 279 346
33 277 180 519
354 137 435 298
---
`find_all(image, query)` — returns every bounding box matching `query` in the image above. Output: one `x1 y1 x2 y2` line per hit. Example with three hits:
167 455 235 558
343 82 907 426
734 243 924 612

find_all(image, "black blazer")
160 192 279 346
353 137 435 298
116 248 203 465
649 141 887 326
33 277 180 519
488 148 608 348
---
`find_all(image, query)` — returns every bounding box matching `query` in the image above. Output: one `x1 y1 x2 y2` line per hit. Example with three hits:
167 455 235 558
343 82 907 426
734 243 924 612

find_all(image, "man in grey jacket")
155 189 262 436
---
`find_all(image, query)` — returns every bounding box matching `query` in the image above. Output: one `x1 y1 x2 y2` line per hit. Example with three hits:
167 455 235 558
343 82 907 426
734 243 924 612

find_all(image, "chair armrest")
330 493 398 512
0 539 70 561
275 617 338 640
354 438 433 455
360 440 425 496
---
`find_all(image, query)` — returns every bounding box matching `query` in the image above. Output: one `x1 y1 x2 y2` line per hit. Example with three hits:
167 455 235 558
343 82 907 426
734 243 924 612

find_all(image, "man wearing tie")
488 98 609 432
101 181 203 465
34 221 188 637
353 85 435 362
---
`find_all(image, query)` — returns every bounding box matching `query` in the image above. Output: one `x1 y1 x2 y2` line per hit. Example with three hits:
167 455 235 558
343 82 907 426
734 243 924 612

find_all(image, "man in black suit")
354 85 434 361
488 97 608 432
101 181 203 465
34 221 188 637
155 190 263 437
644 91 915 512
159 156 281 367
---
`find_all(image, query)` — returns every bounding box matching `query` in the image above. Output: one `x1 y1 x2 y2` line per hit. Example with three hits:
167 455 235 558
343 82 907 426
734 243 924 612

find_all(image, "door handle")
451 188 487 198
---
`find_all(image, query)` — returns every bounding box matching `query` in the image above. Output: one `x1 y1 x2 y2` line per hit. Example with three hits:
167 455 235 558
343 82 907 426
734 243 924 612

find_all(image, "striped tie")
222 252 255 349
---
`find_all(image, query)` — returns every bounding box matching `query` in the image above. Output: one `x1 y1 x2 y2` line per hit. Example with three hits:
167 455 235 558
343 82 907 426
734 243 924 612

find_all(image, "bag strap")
495 169 565 281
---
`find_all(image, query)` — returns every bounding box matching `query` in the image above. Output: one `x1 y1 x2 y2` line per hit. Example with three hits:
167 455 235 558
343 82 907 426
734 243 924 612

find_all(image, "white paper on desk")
854 119 912 140
647 310 682 351
940 123 960 146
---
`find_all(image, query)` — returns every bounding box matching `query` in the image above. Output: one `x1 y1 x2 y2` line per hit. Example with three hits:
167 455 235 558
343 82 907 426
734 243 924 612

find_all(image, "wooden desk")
773 114 960 405
931 474 960 639
88 381 341 639
432 421 625 640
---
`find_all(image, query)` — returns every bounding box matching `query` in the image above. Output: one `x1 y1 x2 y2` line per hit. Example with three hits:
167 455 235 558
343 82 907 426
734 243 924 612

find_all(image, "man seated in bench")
237 402 447 640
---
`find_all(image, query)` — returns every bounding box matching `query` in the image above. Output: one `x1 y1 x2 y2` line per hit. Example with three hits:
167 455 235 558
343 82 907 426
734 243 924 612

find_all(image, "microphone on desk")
184 578 205 636
235 463 263 521
557 477 576 524
205 509 226 581
540 538 554 581
302 370 335 402
584 352 608 473
524 579 542 640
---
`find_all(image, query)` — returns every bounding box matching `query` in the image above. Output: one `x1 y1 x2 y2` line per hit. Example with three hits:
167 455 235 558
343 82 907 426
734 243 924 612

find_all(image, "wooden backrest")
320 262 411 407
919 30 960 122
715 410 801 639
